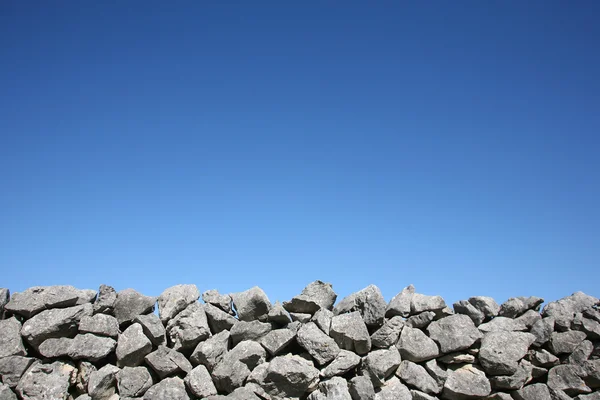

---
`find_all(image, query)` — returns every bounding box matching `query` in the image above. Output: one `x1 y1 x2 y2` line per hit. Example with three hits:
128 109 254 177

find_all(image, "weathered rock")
227 386 262 399
297 322 340 365
489 360 532 390
568 340 594 364
320 349 361 378
0 317 26 357
453 300 486 325
330 311 371 355
438 352 475 364
21 304 93 348
16 361 76 400
166 301 211 352
231 287 271 322
530 316 554 346
370 316 404 348
396 360 440 394
443 364 491 400
184 364 217 398
283 281 337 314
427 314 482 353
549 330 587 354
116 323 152 367
373 376 411 400
145 345 193 379
113 289 156 325
93 284 116 314
528 348 560 367
74 361 95 394
468 296 499 318
266 301 292 325
406 311 435 329
290 312 312 323
361 347 401 387
547 364 591 396
5 286 96 318
396 326 439 362
39 333 116 362
479 331 535 375
478 316 527 333
79 313 119 338
512 383 552 400
212 340 266 393
308 376 352 400
0 383 16 400
499 296 544 319
542 292 599 331
158 284 200 323
117 366 153 398
386 285 415 318
204 303 238 334
411 293 446 315
312 308 333 335
134 313 166 346
334 285 386 327
143 376 190 400
0 289 9 320
230 320 272 346
424 359 447 388
409 390 437 400
190 330 230 370
573 313 600 340
515 309 542 329
582 360 600 388
259 354 319 398
259 328 296 356
203 289 234 315
88 364 120 400
349 375 375 400
0 356 35 387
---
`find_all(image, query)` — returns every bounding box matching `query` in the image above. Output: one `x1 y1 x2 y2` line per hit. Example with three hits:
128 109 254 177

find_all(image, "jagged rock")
330 311 371 355
478 316 527 333
297 322 340 365
145 345 193 380
143 376 190 400
406 311 436 329
205 303 239 333
0 384 16 400
547 364 591 396
21 304 93 348
93 284 116 314
231 287 271 322
259 328 296 356
0 289 9 320
113 289 156 325
427 314 482 354
349 375 375 400
424 359 447 388
88 364 120 400
410 390 437 400
230 320 272 346
0 317 26 357
370 316 404 348
515 309 542 329
320 349 361 378
361 347 401 387
190 330 230 370
283 281 337 314
258 354 320 398
203 289 234 315
438 352 475 364
166 301 211 352
453 300 486 325
582 359 600 388
489 360 532 390
396 360 440 394
227 386 262 399
134 313 166 346
16 361 76 400
443 364 491 400
583 306 600 322
499 296 544 319
74 361 95 394
334 285 386 327
373 376 411 400
411 293 446 315
512 383 553 400
290 312 312 323
5 286 96 318
386 285 414 318
116 323 152 367
528 348 560 367
479 331 535 375
312 308 333 335
530 316 555 346
185 365 217 398
549 330 587 354
468 296 499 318
157 284 200 323
542 292 599 331
568 340 594 364
308 376 352 400
0 356 35 387
573 313 600 340
266 301 292 325
79 313 119 337
117 366 153 398
396 326 439 362
212 340 266 393
39 333 116 362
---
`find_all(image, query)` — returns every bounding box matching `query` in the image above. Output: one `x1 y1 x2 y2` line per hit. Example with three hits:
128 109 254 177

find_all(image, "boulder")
312 308 333 335
567 339 594 364
134 313 166 346
468 296 499 319
406 311 435 329
231 287 271 322
515 309 542 329
212 340 266 393
427 314 482 353
479 331 535 375
478 316 527 333
453 300 485 325
499 296 544 319
145 345 193 379
370 316 404 348
204 303 238 333
283 281 337 314
411 293 447 315
308 376 352 400
5 286 96 318
113 289 156 325
334 285 386 327
297 322 340 365
190 330 230 370
93 284 116 314
512 383 553 400
396 326 439 362
549 330 587 355
573 313 600 340
39 333 116 362
117 366 153 398
202 289 234 315
79 313 119 337
320 349 361 378
543 292 599 331
424 359 448 388
184 365 218 398
547 364 592 396
361 347 401 387
88 364 120 400
157 284 200 323
330 311 371 355
230 320 272 346
266 301 292 325
116 323 152 367
16 361 76 400
143 376 190 400
396 360 440 395
0 317 26 357
528 348 560 367
372 376 411 400
166 301 211 352
258 328 296 356
386 285 415 318
349 375 375 400
0 356 35 387
489 360 533 390
21 304 93 348
258 354 319 398
442 364 491 400
530 316 555 346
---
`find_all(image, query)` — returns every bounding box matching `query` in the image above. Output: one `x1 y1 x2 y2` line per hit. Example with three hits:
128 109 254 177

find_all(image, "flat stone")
320 349 361 378
113 289 156 325
143 376 190 400
530 316 555 346
361 347 401 387
145 345 193 378
349 375 375 400
116 323 152 368
212 340 266 393
166 301 211 352
478 316 527 333
93 284 116 314
308 376 352 400
79 313 119 337
386 285 415 318
297 322 340 365
202 289 234 315
396 326 439 362
0 356 35 387
5 286 96 318
499 296 544 319
427 314 482 353
512 383 552 400
266 301 292 325
312 308 333 335
543 292 599 331
88 364 120 400
184 364 217 398
411 293 446 315
479 331 535 375
547 364 591 396
16 361 76 400
39 333 116 362
528 348 560 367
204 303 238 333
21 304 93 348
231 287 271 322
0 317 26 357
373 376 411 400
0 383 17 400
117 366 153 398
259 354 319 398
259 328 296 356
230 320 272 346
334 285 386 327
158 284 200 323
283 280 337 314
330 311 371 355
443 364 491 400
396 360 440 395
370 316 404 348
549 330 587 354
190 330 230 370
134 313 166 346
406 311 435 329
567 339 594 364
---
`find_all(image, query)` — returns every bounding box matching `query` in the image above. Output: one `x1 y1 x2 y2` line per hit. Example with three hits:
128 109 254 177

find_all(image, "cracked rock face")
284 281 337 314
16 361 77 400
5 286 96 318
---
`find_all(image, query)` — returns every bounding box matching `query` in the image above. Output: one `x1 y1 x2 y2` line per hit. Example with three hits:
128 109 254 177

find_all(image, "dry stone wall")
0 282 599 400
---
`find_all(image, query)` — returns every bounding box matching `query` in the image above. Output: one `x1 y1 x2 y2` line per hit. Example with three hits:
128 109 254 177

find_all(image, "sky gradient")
1 1 599 308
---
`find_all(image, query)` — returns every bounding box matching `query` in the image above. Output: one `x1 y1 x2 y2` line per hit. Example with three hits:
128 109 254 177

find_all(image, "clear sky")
1 1 599 308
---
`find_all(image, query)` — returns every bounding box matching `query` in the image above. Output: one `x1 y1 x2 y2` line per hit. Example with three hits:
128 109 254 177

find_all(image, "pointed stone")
157 284 200 323
231 287 271 322
283 281 337 314
113 289 156 325
334 285 386 327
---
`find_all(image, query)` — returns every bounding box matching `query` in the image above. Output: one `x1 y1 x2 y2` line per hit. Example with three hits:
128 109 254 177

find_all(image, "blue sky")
1 1 599 308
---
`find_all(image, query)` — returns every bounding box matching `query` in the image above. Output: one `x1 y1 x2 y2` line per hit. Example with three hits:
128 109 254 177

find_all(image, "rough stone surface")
396 360 440 395
202 289 234 315
117 366 153 398
143 376 190 400
397 326 439 362
259 354 319 398
361 347 401 387
349 375 375 400
443 364 491 400
0 356 35 387
312 308 333 335
543 292 600 331
93 284 117 314
386 285 414 318
547 364 591 396
334 285 386 327
204 303 238 333
478 316 527 333
21 304 93 348
453 300 486 325
427 314 482 353
145 345 193 379
134 313 166 346
230 320 272 346
267 301 292 325
489 360 532 390
39 333 117 362
330 311 372 355
16 361 76 400
499 296 544 319
297 322 340 365
5 286 96 318
370 316 404 348
530 316 555 346
0 384 17 400
549 330 587 354
283 281 337 314
212 340 267 393
320 349 361 378
411 293 447 314
190 330 230 370
231 287 271 322
116 323 153 367
479 331 535 375
259 328 296 356
166 301 211 351
113 289 156 325
157 284 200 323
88 364 120 400
0 289 9 320
0 317 26 358
373 376 411 400
308 376 352 400
79 313 119 338
513 383 553 400
184 364 217 398
406 311 435 329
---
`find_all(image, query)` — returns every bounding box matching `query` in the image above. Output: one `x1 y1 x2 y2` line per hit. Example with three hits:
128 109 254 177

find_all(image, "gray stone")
258 354 320 398
479 331 535 375
0 317 26 357
93 284 116 314
16 361 76 400
312 308 333 335
231 287 271 322
438 352 475 364
386 285 415 318
0 356 35 387
514 309 542 329
212 340 266 393
184 364 217 398
406 311 435 329
409 391 437 400
74 361 96 394
396 360 440 394
442 364 491 400
0 289 9 320
578 393 600 400
143 376 190 400
528 348 560 367
547 364 591 396
190 330 230 370
297 322 340 365
259 328 296 356
290 312 312 323
144 345 193 379
74 396 92 400
489 360 532 390
116 323 152 368
499 296 544 319
88 364 120 400
166 301 211 351
549 330 587 354
134 313 166 346
266 301 292 325
373 377 411 400
543 292 599 331
427 314 482 353
203 289 234 315
227 386 262 399
39 333 116 362
158 284 200 323
230 320 272 346
583 306 600 322
478 316 527 333
453 300 485 325
113 289 156 325
573 313 600 340
512 383 552 400
117 366 153 398
0 384 16 400
568 340 594 364
530 316 555 346
79 313 119 337
424 359 447 388
308 376 352 400
334 285 386 327
411 293 446 315
396 326 439 362
283 281 337 314
330 311 371 355
468 296 499 319
349 375 375 400
361 347 401 387
5 286 96 318
370 316 404 348
21 303 93 348
581 359 600 388
320 349 361 378
205 303 238 333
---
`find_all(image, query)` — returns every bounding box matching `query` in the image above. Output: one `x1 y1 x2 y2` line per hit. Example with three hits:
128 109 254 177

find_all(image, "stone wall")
0 282 598 400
